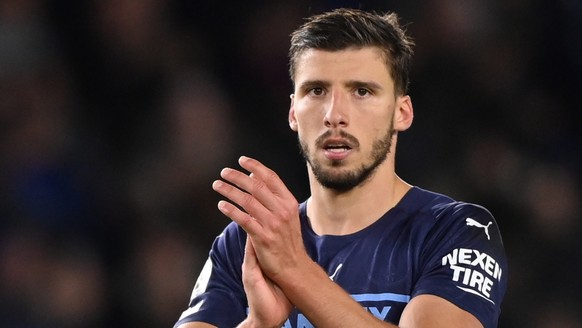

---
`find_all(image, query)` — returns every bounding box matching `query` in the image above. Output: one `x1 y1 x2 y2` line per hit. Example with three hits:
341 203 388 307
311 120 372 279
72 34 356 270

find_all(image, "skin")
178 47 483 328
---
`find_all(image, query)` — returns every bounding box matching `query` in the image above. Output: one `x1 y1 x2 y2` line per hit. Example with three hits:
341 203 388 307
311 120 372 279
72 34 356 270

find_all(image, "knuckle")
278 210 292 222
241 193 255 208
262 232 276 246
281 203 299 220
266 170 279 182
251 177 266 193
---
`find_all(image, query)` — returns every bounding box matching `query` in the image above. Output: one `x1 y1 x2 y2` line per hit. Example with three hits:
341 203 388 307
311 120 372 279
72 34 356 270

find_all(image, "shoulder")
408 187 492 220
432 200 503 248
405 187 502 245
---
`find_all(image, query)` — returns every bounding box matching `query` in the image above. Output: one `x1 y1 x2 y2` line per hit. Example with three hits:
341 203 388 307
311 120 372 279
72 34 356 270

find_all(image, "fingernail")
217 200 228 211
212 180 223 189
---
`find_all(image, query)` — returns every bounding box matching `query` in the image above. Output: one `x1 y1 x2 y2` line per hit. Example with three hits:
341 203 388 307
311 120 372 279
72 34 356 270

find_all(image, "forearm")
274 257 398 328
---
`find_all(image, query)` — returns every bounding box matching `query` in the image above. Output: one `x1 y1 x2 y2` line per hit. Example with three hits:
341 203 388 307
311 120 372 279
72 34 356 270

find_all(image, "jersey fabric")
174 186 508 328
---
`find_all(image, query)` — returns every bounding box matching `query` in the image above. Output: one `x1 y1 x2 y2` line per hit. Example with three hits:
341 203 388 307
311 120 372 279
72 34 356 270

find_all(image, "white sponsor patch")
442 248 502 304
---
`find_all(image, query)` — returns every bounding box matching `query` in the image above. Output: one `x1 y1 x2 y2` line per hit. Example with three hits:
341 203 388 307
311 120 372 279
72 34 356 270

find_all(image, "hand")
212 156 308 280
238 237 292 328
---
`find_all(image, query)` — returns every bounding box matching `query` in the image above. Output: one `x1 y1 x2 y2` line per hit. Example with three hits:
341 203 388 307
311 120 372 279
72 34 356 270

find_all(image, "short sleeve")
412 203 508 328
174 223 248 328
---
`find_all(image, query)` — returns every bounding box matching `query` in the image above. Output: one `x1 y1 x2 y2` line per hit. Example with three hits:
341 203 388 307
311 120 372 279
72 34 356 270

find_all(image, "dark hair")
289 8 415 95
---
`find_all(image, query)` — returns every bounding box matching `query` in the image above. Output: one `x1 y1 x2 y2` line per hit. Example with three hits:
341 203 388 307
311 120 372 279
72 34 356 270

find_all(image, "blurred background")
0 0 580 327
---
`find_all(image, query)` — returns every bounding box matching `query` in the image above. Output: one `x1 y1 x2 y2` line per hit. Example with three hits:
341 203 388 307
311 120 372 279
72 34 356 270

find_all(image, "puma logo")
466 218 493 240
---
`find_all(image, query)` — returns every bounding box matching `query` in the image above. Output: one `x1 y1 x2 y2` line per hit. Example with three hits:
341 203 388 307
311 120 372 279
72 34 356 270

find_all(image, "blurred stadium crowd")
0 0 580 327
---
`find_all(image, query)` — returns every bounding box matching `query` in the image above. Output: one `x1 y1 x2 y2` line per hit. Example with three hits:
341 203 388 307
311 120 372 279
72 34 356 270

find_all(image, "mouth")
323 140 352 153
321 137 355 161
312 130 360 161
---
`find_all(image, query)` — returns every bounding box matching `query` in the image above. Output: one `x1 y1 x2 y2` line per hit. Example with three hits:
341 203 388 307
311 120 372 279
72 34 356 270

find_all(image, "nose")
324 91 348 128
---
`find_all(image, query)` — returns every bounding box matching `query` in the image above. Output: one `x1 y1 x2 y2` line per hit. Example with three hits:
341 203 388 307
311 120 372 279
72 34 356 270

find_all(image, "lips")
317 130 359 150
323 140 352 152
316 131 359 160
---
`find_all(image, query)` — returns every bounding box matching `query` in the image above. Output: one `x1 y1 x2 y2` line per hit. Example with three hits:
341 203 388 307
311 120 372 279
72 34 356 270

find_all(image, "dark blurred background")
0 0 580 327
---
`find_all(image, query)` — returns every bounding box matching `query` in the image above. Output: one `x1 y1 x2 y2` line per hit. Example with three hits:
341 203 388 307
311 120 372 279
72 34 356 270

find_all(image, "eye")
355 88 371 97
309 87 325 96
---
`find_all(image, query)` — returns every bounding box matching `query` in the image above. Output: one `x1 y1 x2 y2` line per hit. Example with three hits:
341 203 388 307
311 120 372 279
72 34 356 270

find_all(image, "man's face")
289 47 401 191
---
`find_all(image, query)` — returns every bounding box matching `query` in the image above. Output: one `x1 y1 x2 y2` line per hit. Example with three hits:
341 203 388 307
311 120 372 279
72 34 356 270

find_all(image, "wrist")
270 251 314 286
273 254 319 290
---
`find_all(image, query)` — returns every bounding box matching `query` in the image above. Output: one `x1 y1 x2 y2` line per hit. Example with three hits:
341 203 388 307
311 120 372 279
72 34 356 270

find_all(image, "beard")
299 124 395 192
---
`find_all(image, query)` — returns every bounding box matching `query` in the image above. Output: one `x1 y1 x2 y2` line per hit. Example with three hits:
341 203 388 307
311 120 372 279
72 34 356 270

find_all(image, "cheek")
358 116 393 144
294 107 323 133
296 124 319 144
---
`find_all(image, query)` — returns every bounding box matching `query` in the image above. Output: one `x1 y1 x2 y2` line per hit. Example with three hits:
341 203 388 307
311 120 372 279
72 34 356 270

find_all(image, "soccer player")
175 8 507 328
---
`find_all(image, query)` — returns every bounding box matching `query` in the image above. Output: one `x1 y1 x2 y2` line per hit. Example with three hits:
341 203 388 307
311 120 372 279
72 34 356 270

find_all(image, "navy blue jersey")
175 187 508 328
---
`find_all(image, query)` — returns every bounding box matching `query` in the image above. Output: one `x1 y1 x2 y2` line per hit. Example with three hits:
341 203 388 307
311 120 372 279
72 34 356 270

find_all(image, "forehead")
293 47 392 85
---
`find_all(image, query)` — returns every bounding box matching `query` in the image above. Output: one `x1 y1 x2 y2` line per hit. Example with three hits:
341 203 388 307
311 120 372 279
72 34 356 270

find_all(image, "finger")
219 167 281 211
242 236 264 289
238 156 295 200
244 236 257 266
216 200 263 236
213 179 272 223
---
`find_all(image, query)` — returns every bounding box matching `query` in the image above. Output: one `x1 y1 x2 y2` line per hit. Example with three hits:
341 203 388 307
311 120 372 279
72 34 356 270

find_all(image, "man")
175 8 507 328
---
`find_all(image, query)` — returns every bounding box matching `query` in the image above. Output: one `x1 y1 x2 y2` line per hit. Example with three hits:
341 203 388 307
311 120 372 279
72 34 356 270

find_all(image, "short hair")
289 8 415 96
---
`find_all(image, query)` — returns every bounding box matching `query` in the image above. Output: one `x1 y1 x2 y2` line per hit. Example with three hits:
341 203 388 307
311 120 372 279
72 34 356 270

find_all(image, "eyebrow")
344 80 383 91
297 79 383 92
297 80 331 91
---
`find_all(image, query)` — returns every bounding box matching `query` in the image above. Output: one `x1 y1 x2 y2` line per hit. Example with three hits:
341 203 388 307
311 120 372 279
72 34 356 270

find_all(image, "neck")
306 162 411 236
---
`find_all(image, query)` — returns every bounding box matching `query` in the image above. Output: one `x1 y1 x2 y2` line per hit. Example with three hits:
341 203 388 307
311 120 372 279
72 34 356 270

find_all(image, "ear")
289 94 298 131
393 95 414 132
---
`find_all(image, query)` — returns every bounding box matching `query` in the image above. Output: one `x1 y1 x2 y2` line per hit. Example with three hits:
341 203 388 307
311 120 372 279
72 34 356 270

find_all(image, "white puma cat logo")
466 218 493 240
